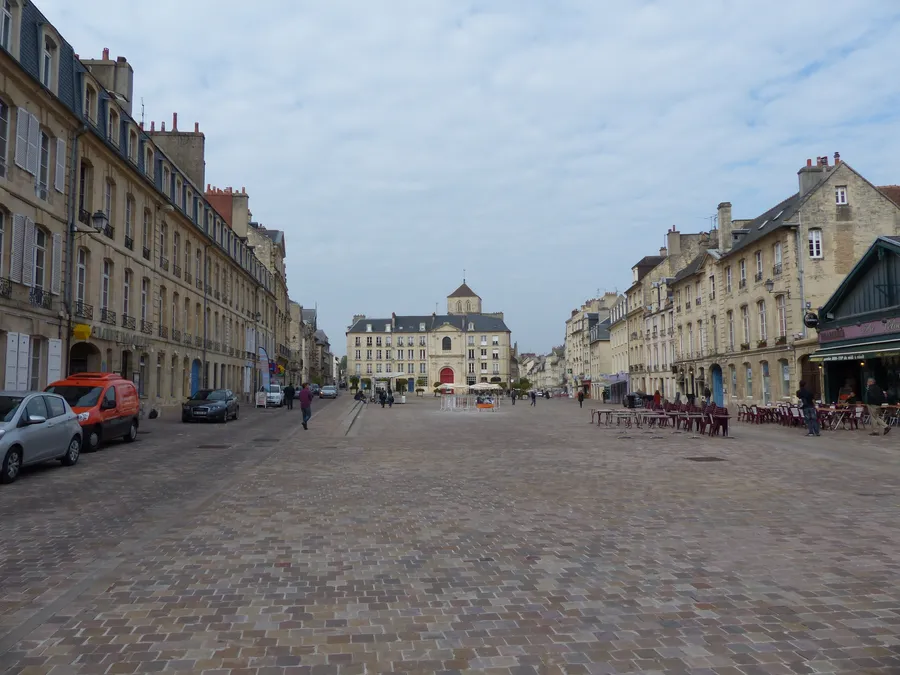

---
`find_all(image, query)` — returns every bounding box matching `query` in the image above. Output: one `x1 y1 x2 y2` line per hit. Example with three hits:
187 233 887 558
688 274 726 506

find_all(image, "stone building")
314 329 333 385
345 283 513 391
0 4 282 405
564 293 618 396
288 301 316 384
608 297 630 402
588 318 611 400
670 155 900 405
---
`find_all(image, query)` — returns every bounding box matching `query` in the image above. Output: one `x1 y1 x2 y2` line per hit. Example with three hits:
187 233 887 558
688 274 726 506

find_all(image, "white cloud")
41 0 900 352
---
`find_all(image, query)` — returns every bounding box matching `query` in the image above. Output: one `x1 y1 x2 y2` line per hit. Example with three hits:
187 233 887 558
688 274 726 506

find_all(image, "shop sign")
89 325 149 348
72 324 91 340
821 353 867 362
820 317 900 343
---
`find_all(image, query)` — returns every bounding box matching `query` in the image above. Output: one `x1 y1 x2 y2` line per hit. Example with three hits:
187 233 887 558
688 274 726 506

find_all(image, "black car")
182 389 239 423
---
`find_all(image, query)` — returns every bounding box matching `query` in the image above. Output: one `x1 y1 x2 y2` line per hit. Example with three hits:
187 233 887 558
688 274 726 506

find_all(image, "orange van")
45 373 141 451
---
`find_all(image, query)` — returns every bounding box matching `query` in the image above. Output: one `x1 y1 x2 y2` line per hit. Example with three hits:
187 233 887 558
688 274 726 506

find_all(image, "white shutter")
21 217 35 288
16 334 30 391
50 232 62 295
47 338 62 385
54 137 66 192
10 214 24 283
14 109 28 169
4 332 19 390
26 112 40 175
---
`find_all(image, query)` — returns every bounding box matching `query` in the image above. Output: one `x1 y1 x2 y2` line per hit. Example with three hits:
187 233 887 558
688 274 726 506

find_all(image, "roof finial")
463 268 466 283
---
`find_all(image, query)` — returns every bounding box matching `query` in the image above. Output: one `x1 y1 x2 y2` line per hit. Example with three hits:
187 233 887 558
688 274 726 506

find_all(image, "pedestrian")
653 390 661 408
865 377 890 435
387 390 394 408
284 383 295 410
298 382 314 430
379 390 387 408
530 390 537 406
577 390 584 408
511 390 517 405
703 386 711 404
796 380 820 437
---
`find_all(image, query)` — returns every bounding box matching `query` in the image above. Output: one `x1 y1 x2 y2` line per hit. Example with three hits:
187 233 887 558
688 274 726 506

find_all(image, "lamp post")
764 278 791 298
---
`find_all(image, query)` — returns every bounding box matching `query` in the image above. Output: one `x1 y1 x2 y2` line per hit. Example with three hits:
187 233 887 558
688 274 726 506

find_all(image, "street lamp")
764 279 791 298
91 210 108 233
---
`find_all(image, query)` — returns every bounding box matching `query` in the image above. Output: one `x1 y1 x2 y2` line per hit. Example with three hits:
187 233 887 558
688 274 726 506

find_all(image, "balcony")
173 265 182 279
754 272 763 282
739 279 747 289
205 284 212 294
74 301 93 320
776 335 787 346
29 287 52 310
196 279 203 291
214 290 221 301
773 263 783 276
194 336 203 347
695 297 701 306
185 271 193 284
142 246 151 261
184 333 192 345
159 256 169 272
78 208 90 226
124 235 134 251
709 292 716 301
158 325 168 339
172 328 181 342
0 277 10 298
140 320 153 335
685 300 691 309
121 314 136 331
213 341 222 352
740 342 750 351
100 308 116 325
205 339 214 350
102 223 114 240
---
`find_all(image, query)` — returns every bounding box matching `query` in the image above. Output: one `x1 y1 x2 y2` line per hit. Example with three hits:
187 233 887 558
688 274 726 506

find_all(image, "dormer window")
1 1 17 55
162 166 170 196
84 83 97 123
419 322 425 331
127 128 137 162
468 322 474 330
107 107 119 145
366 323 372 332
175 177 182 206
40 33 58 92
144 146 153 176
385 323 391 332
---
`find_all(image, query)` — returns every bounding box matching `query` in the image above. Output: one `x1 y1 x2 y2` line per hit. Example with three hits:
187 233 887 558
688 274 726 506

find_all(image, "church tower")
447 282 482 314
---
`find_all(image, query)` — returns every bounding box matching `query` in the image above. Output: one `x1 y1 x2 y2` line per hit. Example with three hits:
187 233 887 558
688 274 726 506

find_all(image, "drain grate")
198 444 229 449
685 456 726 462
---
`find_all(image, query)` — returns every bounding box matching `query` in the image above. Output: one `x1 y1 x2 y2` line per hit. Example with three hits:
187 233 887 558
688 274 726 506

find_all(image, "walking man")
284 383 295 410
511 390 517 405
530 390 537 406
866 377 890 435
299 382 314 430
796 380 820 436
577 390 584 408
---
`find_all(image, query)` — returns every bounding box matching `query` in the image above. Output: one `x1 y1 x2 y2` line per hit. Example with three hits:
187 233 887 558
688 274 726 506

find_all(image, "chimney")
659 246 668 257
150 121 155 131
161 121 166 131
717 202 733 252
102 47 109 60
799 158 828 197
666 229 682 257
194 122 200 133
172 112 178 131
834 151 841 165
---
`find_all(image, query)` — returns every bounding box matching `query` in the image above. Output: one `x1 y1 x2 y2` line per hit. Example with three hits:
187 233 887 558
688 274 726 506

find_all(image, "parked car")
320 385 338 399
311 383 321 397
46 373 140 452
261 384 284 407
0 391 83 484
182 389 239 423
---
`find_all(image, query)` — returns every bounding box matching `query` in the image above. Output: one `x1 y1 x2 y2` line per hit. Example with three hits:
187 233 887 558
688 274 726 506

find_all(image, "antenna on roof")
140 97 145 126
463 268 466 283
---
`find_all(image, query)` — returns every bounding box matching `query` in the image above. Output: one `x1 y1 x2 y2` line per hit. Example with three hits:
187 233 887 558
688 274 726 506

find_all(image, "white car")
262 384 284 407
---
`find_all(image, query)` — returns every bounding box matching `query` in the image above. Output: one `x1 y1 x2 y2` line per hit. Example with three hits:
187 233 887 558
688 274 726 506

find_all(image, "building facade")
0 5 282 405
345 283 513 391
588 319 611 400
608 297 630 402
564 293 618 396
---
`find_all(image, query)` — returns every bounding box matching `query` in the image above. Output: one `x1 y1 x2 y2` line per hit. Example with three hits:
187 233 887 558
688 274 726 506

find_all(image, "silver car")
0 391 83 485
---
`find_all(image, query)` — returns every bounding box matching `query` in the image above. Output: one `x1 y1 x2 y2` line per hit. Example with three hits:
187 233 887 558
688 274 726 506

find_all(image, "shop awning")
809 339 900 362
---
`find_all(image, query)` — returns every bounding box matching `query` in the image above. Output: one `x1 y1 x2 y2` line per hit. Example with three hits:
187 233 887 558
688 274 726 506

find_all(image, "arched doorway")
182 357 190 399
799 356 821 401
191 359 202 395
440 367 454 384
120 350 133 380
710 364 724 406
69 342 101 374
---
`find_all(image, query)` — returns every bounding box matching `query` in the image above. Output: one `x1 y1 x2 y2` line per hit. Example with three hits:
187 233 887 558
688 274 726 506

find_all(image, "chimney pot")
102 47 109 60
194 122 199 132
161 121 166 131
822 155 829 166
834 151 841 164
139 121 144 130
807 158 812 167
150 121 155 131
116 56 126 63
172 112 178 131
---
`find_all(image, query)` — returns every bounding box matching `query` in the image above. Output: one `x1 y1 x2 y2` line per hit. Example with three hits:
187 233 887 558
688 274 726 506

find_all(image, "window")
1 1 12 52
776 295 787 337
45 395 65 419
711 316 718 350
162 166 170 197
142 209 150 254
492 335 499 345
725 266 732 293
739 259 746 286
468 362 475 374
419 322 425 331
467 322 474 331
0 99 8 177
780 360 790 397
376 350 382 360
442 336 451 350
37 131 49 199
365 349 372 360
727 311 734 349
408 363 414 374
128 129 138 162
176 178 182 206
419 363 426 373
355 336 360 346
741 306 750 344
84 84 96 122
493 363 500 374
195 249 201 280
29 338 41 390
687 324 693 355
124 197 134 246
40 34 57 91
730 364 736 396
808 228 823 259
757 300 767 341
33 227 46 288
773 241 783 273
709 275 715 299
835 185 848 205
745 365 752 398
144 146 153 176
355 364 360 375
104 179 113 217
366 336 372 346
385 336 392 346
123 269 131 317
366 364 372 374
108 108 119 145
101 260 111 310
375 336 382 347
376 364 382 373
419 349 425 359
75 248 86 304
140 277 149 321
754 251 762 280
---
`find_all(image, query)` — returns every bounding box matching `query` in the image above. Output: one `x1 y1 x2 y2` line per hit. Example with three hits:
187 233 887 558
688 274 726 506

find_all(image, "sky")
41 0 900 355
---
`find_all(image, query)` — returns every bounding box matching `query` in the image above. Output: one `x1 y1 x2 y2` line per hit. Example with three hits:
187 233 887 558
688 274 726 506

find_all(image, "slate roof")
314 329 329 344
673 252 709 283
719 192 803 260
590 318 612 343
258 228 285 246
448 283 480 298
301 309 317 325
347 314 510 334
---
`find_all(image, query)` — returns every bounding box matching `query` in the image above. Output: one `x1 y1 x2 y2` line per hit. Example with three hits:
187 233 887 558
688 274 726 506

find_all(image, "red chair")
709 405 731 437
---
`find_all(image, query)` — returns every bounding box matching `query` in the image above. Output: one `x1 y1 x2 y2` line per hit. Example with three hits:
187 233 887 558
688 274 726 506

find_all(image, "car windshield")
0 395 25 423
323 387 336 392
191 390 227 401
267 385 281 393
45 385 103 408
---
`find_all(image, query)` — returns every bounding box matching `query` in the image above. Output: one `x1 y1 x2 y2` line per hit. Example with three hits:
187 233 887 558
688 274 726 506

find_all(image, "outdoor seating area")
736 402 900 431
590 403 731 436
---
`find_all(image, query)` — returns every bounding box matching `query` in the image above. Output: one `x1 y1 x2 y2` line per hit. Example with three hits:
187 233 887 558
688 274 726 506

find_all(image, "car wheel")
1 446 22 484
221 412 228 424
233 407 239 420
61 436 81 466
123 420 138 443
85 426 102 452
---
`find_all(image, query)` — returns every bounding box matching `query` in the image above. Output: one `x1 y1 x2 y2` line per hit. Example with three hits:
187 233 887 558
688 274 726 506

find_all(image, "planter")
400 395 407 404
740 343 750 351
757 340 768 348
775 336 787 345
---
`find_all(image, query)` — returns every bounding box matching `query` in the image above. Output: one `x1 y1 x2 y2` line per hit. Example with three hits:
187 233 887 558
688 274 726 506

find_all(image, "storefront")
809 237 900 404
607 371 629 404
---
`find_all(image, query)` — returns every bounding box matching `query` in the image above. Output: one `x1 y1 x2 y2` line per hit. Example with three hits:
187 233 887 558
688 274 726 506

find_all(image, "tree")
339 355 347 371
433 382 442 389
515 377 532 391
349 375 360 391
416 377 427 387
395 377 408 393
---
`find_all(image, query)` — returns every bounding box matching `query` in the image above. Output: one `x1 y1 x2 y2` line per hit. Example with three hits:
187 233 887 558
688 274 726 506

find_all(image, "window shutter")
14 108 28 169
26 112 40 175
50 232 62 294
16 333 30 391
21 217 35 288
47 338 62 385
10 214 24 283
54 137 66 192
4 332 19 390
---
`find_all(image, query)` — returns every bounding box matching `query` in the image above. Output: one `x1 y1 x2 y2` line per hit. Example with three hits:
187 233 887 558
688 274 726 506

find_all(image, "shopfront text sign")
819 317 900 343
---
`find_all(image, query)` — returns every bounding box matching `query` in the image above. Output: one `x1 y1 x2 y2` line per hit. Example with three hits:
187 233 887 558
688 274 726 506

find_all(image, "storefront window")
761 361 770 404
780 360 790 397
745 364 753 398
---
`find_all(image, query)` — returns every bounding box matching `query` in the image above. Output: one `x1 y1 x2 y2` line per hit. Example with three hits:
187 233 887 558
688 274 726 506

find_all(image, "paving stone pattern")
3 398 900 674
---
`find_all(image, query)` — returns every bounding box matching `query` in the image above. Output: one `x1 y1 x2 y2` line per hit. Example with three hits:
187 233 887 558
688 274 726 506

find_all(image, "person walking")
653 390 662 407
796 380 820 437
298 383 314 430
530 390 537 406
284 383 295 410
577 390 585 408
865 377 890 435
511 390 517 405
379 389 387 408
387 390 394 408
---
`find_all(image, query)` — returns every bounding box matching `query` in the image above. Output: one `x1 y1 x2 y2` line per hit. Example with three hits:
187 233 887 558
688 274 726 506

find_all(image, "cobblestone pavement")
2 397 900 674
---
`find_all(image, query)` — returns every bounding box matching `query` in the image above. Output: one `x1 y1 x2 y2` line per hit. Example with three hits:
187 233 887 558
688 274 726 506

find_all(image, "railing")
158 325 168 339
29 287 52 309
773 263 783 276
195 336 203 347
159 256 169 272
74 301 93 320
205 284 212 294
185 271 193 284
140 320 153 335
212 341 221 351
740 342 750 351
205 339 214 350
754 272 763 282
173 265 182 279
172 328 181 342
142 246 151 261
184 333 192 345
124 235 134 250
775 335 787 345
196 279 203 291
121 314 136 330
103 223 115 240
676 305 681 313
685 300 691 309
78 208 90 226
100 308 116 325
695 297 702 306
709 292 716 301
0 277 10 299
739 279 747 289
